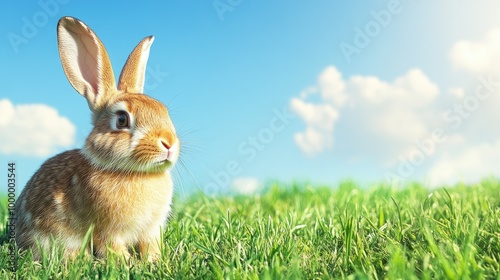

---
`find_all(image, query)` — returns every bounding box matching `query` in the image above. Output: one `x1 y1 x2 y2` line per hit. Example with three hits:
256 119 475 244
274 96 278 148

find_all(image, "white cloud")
231 177 261 195
318 66 347 107
427 140 500 186
291 66 440 160
290 97 338 156
448 87 465 99
450 28 500 75
0 99 76 157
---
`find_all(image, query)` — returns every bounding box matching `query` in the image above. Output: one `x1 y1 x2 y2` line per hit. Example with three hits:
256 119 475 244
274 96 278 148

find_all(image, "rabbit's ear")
57 17 117 111
117 36 154 94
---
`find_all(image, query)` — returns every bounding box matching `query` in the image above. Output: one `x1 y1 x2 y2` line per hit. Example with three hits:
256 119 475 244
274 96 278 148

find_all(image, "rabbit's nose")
160 139 171 150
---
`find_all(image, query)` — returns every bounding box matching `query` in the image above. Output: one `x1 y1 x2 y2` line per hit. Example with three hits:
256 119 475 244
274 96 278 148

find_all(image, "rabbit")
14 16 180 262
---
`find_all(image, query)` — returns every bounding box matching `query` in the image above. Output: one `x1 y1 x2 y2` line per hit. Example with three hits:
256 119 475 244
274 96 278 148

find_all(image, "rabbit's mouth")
159 159 170 165
157 158 173 168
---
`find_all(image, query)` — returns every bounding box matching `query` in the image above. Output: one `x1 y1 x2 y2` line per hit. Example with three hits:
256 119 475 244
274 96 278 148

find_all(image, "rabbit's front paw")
137 239 162 262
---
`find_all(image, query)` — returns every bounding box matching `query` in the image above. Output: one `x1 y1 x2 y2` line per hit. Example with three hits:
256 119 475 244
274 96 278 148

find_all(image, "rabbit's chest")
84 172 174 228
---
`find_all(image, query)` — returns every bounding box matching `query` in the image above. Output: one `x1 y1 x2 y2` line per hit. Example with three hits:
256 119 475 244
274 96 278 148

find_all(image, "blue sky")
2 0 500 195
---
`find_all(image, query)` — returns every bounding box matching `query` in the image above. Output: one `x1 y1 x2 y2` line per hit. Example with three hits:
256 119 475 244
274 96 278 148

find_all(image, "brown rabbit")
14 16 179 261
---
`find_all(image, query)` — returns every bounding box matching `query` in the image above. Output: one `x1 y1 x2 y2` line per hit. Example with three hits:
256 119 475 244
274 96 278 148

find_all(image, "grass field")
1 180 499 279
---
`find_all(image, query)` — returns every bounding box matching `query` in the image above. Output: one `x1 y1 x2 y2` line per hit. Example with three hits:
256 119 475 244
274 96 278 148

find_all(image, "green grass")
1 180 500 279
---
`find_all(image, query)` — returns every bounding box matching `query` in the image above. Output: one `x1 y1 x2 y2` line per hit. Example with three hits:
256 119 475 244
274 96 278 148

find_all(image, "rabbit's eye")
116 111 130 129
